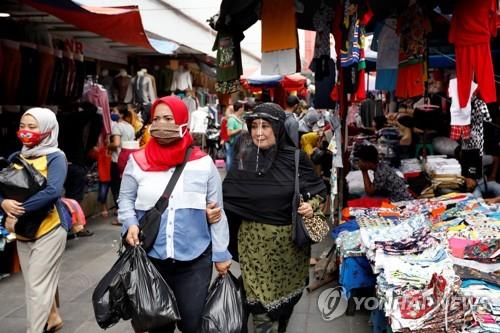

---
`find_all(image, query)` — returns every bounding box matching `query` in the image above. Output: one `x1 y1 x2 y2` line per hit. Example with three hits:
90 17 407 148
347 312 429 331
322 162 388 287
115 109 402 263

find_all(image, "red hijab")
134 96 205 171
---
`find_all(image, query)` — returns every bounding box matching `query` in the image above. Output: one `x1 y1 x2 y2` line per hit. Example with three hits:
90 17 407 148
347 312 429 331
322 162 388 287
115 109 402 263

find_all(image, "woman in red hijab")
119 96 232 333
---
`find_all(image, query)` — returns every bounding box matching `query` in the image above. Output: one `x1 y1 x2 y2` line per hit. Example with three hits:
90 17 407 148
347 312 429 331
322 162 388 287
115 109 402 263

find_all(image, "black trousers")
149 246 212 333
110 162 121 206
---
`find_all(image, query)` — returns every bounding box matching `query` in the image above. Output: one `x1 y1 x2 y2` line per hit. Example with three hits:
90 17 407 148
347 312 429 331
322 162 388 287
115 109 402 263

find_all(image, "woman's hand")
5 216 18 233
206 202 222 224
125 225 140 247
298 202 314 218
214 260 232 275
1 199 25 217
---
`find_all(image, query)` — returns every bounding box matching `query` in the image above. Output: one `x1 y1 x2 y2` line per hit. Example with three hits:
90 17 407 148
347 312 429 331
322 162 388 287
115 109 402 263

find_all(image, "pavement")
0 214 372 333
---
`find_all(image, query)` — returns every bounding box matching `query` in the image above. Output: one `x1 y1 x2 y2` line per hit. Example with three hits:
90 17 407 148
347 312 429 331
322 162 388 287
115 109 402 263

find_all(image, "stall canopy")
23 0 178 54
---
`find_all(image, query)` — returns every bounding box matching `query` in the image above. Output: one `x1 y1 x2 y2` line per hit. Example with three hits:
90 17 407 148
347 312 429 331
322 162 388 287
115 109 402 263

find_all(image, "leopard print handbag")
300 196 329 243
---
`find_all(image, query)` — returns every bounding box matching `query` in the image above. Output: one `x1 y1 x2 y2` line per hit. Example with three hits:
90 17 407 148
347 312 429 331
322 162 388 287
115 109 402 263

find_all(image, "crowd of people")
0 88 499 333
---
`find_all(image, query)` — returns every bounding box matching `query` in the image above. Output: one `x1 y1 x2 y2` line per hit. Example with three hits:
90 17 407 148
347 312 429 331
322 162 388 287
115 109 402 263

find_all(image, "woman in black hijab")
223 103 326 333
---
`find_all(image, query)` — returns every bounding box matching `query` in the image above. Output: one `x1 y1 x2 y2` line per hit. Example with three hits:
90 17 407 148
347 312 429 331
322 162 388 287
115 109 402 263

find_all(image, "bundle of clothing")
337 193 499 332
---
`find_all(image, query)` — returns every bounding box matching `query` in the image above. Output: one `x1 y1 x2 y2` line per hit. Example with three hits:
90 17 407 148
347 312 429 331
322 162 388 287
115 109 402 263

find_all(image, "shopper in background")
226 101 245 171
223 103 326 333
220 105 233 146
0 108 67 333
108 103 135 225
356 145 414 202
284 95 300 147
90 141 113 217
126 103 144 136
120 96 231 333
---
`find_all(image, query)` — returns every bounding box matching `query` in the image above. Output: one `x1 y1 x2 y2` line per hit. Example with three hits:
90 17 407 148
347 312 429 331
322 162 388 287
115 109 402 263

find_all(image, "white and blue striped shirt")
118 154 231 262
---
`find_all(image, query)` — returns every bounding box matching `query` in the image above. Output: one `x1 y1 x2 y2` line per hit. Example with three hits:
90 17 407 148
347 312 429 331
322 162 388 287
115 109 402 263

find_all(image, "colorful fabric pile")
332 193 499 332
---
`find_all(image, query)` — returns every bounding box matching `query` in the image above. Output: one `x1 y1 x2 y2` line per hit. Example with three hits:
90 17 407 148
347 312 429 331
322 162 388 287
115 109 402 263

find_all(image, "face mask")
111 114 120 122
150 122 187 146
17 129 50 146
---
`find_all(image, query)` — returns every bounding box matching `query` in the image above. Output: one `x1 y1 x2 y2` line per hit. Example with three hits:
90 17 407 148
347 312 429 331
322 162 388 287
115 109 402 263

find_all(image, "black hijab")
223 103 326 226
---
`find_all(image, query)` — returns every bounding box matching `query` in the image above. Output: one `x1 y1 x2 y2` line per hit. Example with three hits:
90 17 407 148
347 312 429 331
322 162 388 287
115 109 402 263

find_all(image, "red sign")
64 39 84 54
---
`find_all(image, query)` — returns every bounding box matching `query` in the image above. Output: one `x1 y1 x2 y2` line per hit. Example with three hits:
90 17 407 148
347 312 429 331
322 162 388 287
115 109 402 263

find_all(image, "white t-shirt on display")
449 78 477 126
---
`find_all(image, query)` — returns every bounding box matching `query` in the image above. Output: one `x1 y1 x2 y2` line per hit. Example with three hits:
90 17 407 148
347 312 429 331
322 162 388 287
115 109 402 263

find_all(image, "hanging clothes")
395 3 431 99
310 57 336 109
170 68 193 92
462 96 493 155
312 0 333 59
449 78 477 127
182 95 197 115
374 18 400 91
83 85 111 135
145 73 157 98
261 49 298 76
261 0 297 52
125 74 156 104
261 0 298 75
340 0 360 68
449 0 497 107
158 66 174 95
113 74 131 103
212 30 243 93
98 74 114 103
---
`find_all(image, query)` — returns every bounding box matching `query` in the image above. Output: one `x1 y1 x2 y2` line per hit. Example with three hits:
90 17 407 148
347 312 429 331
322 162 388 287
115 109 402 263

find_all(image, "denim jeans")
97 182 111 204
225 142 234 172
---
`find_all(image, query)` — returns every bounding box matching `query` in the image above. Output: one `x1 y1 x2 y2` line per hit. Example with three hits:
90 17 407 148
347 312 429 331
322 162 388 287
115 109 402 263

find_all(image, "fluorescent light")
0 13 10 18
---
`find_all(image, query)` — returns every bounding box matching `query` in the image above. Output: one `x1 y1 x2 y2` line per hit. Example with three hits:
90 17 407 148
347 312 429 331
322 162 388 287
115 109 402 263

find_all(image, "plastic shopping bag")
200 271 246 333
125 246 180 332
92 246 134 329
93 246 180 331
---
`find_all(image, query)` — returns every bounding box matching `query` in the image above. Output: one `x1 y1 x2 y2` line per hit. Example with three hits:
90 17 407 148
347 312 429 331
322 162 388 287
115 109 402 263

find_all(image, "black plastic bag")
0 154 46 202
124 246 180 332
200 271 246 333
93 246 180 331
92 246 134 329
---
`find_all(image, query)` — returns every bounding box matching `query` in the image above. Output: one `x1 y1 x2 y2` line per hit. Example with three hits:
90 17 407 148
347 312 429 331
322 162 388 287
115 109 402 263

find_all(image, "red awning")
281 74 307 90
281 73 307 96
23 0 154 50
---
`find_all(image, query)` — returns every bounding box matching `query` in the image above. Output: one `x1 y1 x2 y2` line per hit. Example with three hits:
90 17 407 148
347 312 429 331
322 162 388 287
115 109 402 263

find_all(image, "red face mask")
17 129 50 146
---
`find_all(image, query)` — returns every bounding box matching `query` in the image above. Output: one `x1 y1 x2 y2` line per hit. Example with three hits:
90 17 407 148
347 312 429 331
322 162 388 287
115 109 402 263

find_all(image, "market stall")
333 193 499 332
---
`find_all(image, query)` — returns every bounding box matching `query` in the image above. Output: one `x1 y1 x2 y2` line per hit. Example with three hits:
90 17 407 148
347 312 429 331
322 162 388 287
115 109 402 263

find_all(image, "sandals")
43 321 63 333
111 219 122 226
76 229 94 237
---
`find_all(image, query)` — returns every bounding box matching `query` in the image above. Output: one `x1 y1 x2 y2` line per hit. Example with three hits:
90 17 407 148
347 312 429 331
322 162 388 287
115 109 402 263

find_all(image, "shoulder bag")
0 153 47 202
0 153 50 238
291 149 329 247
136 147 192 252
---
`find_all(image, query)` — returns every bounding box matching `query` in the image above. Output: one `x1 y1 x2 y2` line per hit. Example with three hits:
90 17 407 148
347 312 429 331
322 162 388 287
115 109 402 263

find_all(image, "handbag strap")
294 149 300 201
154 147 193 213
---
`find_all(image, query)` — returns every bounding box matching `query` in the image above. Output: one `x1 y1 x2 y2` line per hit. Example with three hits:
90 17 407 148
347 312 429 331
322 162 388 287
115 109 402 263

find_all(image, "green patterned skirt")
238 220 310 319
